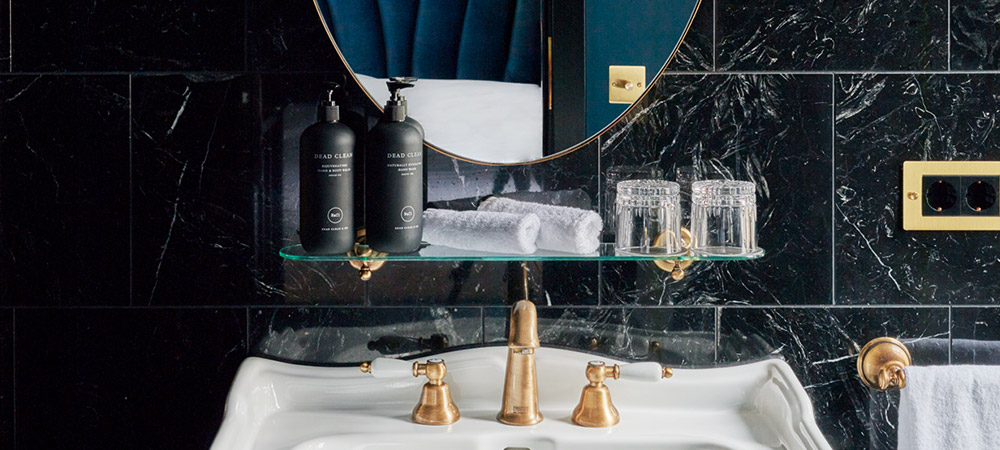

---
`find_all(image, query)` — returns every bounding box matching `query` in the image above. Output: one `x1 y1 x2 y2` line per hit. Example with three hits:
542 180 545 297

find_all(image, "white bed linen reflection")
357 73 543 163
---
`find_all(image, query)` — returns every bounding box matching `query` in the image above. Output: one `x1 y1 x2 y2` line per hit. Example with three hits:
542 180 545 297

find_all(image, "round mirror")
313 0 700 165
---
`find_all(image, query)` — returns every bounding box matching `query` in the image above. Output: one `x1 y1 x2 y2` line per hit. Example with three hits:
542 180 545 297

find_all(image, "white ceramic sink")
211 347 832 450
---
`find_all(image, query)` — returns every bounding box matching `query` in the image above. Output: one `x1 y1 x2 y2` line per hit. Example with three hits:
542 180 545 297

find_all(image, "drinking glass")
603 166 665 241
615 180 684 256
690 180 761 257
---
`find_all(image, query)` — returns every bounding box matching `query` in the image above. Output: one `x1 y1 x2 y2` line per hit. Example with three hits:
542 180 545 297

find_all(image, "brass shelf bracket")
653 227 694 281
348 229 386 281
857 337 912 391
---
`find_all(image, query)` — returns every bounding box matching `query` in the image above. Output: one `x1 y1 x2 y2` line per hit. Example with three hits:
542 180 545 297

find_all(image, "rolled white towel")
478 197 601 254
421 208 541 254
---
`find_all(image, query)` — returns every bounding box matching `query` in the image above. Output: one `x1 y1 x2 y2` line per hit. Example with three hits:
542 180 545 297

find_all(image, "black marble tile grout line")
480 307 486 344
714 306 720 365
711 0 717 72
596 135 603 306
128 74 134 306
948 306 953 364
831 73 836 306
947 0 952 72
7 0 11 72
11 308 15 450
246 307 251 357
243 0 249 73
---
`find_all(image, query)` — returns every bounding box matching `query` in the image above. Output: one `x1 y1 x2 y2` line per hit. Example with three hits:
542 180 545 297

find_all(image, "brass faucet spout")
497 300 543 426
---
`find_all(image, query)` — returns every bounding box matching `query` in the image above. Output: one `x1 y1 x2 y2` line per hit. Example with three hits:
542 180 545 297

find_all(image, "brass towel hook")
857 337 912 391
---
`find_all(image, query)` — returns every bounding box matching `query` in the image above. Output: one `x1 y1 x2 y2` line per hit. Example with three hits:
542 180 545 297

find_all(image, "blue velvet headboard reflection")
318 0 541 84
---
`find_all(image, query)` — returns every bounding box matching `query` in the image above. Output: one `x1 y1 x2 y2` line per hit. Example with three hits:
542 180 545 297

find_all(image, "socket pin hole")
926 180 958 211
966 180 997 211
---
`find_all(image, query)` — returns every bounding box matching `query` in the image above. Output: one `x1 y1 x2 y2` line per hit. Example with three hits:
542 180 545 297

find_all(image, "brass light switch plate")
609 65 646 104
902 161 1000 230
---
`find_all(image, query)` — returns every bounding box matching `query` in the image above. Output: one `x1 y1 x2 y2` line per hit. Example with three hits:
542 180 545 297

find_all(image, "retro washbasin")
210 345 832 450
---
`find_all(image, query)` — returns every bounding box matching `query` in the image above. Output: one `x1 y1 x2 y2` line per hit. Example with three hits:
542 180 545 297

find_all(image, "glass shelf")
279 243 765 262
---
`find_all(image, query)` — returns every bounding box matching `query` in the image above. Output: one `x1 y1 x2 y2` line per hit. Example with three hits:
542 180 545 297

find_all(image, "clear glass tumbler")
615 180 684 256
603 165 665 241
690 180 761 257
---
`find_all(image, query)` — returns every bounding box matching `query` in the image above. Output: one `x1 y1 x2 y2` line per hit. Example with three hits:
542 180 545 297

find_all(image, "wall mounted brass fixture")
654 227 693 280
360 357 461 425
857 337 912 391
348 229 386 281
903 161 1000 230
609 65 646 104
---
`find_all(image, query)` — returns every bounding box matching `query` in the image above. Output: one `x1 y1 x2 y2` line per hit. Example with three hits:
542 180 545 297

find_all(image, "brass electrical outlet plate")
609 65 646 104
903 161 1000 230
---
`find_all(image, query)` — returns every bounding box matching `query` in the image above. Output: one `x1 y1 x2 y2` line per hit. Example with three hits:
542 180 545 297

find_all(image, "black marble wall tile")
368 261 598 306
15 308 246 450
248 0 348 72
601 74 833 305
719 307 949 450
0 76 130 306
11 0 244 71
277 261 366 305
132 75 270 306
485 306 716 366
951 0 1000 70
368 262 512 306
667 0 714 72
952 307 1000 364
716 0 947 71
835 74 1000 305
0 2 8 71
0 309 11 449
250 307 483 363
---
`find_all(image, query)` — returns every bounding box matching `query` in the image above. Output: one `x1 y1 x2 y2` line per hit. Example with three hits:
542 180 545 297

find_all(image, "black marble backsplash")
2 1 1000 449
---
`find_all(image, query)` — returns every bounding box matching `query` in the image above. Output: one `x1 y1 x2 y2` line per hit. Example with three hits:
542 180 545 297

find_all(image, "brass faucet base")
497 347 543 426
411 358 460 425
412 382 460 426
572 384 620 427
498 300 544 426
571 361 621 427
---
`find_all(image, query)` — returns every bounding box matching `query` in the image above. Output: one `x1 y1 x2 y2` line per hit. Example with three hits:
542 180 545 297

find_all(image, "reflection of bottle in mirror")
299 89 355 255
366 78 424 253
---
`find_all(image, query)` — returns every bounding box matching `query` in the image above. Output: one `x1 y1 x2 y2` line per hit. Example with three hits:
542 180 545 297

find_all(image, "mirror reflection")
315 0 699 164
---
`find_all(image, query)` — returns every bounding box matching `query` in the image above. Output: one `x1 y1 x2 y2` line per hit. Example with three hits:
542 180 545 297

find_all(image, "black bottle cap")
384 77 417 122
318 88 340 122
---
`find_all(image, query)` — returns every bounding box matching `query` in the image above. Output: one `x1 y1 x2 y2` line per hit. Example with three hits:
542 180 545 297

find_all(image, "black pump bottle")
388 77 427 207
366 78 424 253
299 87 355 255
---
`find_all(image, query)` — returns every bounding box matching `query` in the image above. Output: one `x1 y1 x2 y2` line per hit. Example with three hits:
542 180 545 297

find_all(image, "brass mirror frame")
311 0 703 166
